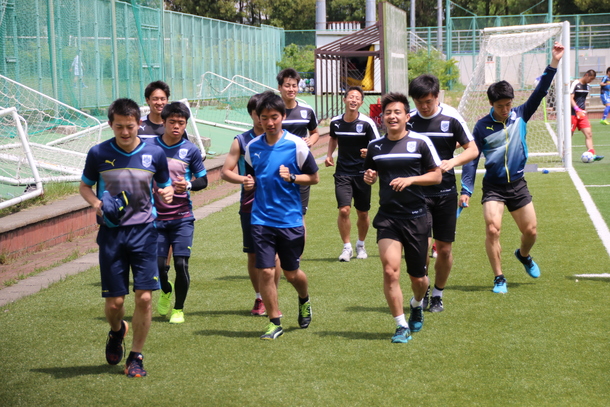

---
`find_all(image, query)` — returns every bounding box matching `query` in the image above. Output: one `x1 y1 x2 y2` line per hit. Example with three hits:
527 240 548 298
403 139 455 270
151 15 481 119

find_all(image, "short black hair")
381 92 410 113
487 80 514 103
255 90 286 117
161 101 190 122
108 98 141 123
144 80 170 99
606 67 610 75
408 74 440 100
344 86 364 100
247 93 263 115
277 68 300 86
585 69 596 78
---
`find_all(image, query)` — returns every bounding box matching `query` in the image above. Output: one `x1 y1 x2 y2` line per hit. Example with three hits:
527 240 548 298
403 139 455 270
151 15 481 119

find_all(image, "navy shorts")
97 223 160 297
240 211 255 254
425 193 457 243
156 218 195 257
482 176 532 212
251 224 305 271
601 93 610 105
334 174 372 212
300 185 310 215
373 213 429 278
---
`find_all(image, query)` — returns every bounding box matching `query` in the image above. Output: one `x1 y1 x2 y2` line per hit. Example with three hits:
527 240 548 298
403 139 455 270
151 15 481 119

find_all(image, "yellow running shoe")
169 309 185 324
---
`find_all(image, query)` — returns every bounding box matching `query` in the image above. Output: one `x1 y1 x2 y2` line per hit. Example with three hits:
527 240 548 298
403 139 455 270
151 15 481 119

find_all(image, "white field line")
568 167 610 275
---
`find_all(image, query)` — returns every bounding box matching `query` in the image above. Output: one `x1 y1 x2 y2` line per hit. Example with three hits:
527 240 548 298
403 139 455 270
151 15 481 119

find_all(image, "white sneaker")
356 245 368 259
339 247 353 262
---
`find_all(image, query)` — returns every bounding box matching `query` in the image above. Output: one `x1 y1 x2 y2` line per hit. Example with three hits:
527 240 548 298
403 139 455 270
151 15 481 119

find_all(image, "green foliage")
408 49 460 89
277 43 316 73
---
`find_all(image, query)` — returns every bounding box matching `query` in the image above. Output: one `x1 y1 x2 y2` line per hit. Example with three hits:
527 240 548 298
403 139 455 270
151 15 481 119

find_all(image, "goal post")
458 21 572 170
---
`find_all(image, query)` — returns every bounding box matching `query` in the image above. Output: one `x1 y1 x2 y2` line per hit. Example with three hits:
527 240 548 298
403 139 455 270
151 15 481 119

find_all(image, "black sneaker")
422 286 430 310
105 320 128 365
298 299 312 329
429 296 444 313
125 353 147 378
408 303 424 332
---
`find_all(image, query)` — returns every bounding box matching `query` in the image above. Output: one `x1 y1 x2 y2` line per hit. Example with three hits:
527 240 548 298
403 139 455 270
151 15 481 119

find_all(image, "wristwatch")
186 181 192 191
289 174 297 183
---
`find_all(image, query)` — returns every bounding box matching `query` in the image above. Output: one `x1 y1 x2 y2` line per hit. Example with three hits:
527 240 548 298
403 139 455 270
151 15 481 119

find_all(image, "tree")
407 49 460 89
262 0 316 30
164 0 240 21
276 44 316 73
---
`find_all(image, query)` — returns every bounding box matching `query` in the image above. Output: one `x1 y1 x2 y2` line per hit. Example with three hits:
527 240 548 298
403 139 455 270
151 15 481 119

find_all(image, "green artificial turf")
1 161 609 406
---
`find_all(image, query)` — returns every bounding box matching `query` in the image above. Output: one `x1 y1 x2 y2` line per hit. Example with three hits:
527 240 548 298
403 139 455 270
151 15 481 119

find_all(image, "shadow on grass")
215 275 249 281
344 305 388 314
32 365 123 379
194 326 302 338
448 282 533 292
189 309 251 317
315 331 388 341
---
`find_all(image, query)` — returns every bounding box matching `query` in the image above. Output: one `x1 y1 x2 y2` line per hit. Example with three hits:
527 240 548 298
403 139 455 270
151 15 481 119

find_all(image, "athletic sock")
112 322 125 336
411 297 423 308
356 240 365 248
343 242 352 250
127 351 140 361
394 314 408 328
299 295 309 305
270 317 281 326
432 285 444 298
255 293 262 300
603 106 610 119
588 148 596 155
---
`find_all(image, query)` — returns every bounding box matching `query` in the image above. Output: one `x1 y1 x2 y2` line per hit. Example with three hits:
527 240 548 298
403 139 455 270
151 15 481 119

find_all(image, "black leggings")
157 256 190 310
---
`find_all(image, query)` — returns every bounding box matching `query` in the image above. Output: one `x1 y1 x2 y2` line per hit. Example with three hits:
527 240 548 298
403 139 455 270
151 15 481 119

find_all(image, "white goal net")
0 74 102 207
458 22 572 170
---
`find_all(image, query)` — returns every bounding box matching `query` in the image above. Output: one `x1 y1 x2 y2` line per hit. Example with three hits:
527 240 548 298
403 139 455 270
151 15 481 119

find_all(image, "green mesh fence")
0 0 284 113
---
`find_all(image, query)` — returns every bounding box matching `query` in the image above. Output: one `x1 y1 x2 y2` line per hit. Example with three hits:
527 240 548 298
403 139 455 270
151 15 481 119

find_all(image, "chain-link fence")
0 0 284 113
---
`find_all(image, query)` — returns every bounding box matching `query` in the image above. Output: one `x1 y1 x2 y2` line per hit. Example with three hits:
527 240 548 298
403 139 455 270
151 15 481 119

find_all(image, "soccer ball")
581 151 595 163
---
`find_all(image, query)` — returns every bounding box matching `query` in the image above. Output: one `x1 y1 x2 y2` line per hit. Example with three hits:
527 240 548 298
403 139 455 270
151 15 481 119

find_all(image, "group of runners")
81 41 604 376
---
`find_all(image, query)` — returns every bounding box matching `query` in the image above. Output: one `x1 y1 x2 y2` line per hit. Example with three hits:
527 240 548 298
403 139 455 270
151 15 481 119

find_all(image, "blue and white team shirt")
244 130 319 228
138 115 164 139
364 132 441 219
329 112 380 176
408 103 473 196
235 129 257 213
461 65 557 195
282 102 318 138
152 137 206 221
81 138 171 226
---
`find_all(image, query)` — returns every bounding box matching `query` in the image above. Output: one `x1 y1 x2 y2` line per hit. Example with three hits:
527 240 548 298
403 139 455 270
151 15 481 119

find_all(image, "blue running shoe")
493 276 507 294
514 249 540 278
391 325 412 343
408 303 424 332
594 155 604 161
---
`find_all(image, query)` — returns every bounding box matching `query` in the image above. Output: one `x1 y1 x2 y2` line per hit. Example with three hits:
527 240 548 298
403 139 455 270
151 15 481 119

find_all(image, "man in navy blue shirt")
460 42 564 294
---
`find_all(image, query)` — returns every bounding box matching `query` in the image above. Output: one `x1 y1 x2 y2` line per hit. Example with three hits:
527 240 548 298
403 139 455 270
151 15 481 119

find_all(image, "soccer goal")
457 21 572 170
193 72 309 132
0 74 102 208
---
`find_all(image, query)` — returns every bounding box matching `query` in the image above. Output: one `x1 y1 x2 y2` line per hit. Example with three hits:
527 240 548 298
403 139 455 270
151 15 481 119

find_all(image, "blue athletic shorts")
97 222 160 297
156 218 195 257
240 211 255 254
425 193 458 243
373 213 429 278
251 224 305 271
601 92 610 105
